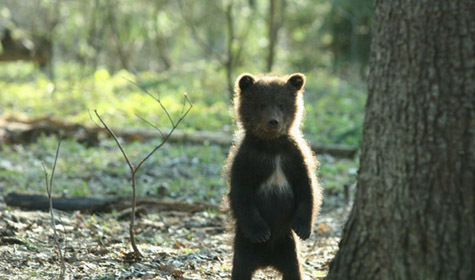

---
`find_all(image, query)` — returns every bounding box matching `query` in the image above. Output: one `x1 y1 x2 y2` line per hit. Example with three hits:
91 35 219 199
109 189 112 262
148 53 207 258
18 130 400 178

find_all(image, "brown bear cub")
223 73 321 280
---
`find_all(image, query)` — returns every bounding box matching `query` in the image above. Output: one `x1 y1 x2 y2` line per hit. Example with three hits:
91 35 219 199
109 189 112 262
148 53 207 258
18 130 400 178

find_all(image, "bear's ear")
287 73 306 91
236 74 255 92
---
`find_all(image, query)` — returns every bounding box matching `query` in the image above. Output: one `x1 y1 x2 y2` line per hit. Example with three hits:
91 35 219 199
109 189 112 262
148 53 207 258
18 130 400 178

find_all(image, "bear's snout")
267 118 280 130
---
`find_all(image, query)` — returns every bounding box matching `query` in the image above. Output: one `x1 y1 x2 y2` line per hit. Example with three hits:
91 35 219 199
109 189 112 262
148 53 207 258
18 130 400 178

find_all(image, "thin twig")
134 113 164 138
135 94 192 171
42 163 49 193
49 141 61 188
88 109 102 129
42 140 66 280
94 110 135 173
182 94 186 114
123 77 176 127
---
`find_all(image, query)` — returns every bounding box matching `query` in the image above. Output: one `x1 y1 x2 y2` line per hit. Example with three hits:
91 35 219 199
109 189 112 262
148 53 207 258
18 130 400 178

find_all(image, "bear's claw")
242 222 271 243
292 221 311 240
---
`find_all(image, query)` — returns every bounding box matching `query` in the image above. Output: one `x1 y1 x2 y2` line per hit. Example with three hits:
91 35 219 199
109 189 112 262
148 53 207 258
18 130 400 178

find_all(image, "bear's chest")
256 155 295 236
258 155 292 197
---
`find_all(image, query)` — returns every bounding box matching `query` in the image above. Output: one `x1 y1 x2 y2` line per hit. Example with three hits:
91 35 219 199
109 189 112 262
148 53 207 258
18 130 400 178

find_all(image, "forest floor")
0 195 350 280
0 133 356 279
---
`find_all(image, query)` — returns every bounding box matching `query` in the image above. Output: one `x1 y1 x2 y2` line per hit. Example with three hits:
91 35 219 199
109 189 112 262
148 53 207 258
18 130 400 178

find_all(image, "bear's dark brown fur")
223 73 321 280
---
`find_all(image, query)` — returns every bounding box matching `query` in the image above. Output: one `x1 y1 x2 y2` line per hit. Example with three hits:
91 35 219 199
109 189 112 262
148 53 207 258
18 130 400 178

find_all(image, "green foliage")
283 0 333 71
318 155 358 191
0 135 358 203
0 62 365 145
303 71 366 145
1 0 371 74
0 136 228 201
0 62 231 132
320 0 373 71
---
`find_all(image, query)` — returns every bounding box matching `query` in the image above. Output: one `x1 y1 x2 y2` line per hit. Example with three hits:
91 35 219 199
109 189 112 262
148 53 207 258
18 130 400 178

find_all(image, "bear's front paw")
242 222 271 243
292 219 311 240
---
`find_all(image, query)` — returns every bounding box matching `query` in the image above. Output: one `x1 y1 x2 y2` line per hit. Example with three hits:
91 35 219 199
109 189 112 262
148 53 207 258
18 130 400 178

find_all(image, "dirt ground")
0 195 350 280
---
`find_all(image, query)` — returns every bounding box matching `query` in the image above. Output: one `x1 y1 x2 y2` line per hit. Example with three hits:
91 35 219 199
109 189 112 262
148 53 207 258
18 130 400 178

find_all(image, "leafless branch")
88 108 102 129
136 94 192 171
91 87 192 259
134 113 164 138
49 141 60 187
94 110 134 173
42 140 66 280
123 77 176 127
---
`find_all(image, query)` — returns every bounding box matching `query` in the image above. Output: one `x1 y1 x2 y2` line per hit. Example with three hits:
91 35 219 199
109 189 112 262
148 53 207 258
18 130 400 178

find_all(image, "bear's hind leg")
280 263 303 280
231 261 255 280
232 232 259 280
273 235 303 280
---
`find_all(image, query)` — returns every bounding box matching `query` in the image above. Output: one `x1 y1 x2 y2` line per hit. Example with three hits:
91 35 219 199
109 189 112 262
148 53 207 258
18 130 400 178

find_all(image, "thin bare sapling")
42 139 66 280
92 84 192 259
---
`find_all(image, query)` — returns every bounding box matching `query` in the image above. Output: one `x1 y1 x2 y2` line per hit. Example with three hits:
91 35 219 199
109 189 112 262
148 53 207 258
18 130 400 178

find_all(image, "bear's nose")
268 118 279 129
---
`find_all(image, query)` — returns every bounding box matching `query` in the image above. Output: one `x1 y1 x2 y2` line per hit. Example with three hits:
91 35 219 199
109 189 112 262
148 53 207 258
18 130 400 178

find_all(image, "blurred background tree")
0 0 371 75
0 0 371 146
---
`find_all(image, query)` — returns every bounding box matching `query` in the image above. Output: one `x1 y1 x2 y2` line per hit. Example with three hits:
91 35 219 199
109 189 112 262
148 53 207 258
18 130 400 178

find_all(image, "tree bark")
326 1 475 280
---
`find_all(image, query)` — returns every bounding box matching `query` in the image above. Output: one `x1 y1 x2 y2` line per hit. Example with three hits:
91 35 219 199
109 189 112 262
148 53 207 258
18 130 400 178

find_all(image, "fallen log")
3 192 220 213
117 128 358 158
0 115 99 146
0 115 358 158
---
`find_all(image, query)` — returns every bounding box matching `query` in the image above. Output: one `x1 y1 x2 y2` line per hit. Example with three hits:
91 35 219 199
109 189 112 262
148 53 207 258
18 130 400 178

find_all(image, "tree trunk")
107 0 130 71
266 0 283 72
225 0 236 98
326 1 474 280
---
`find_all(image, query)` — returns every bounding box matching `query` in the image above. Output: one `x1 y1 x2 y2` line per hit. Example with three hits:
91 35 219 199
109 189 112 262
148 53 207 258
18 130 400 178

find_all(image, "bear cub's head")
233 73 306 140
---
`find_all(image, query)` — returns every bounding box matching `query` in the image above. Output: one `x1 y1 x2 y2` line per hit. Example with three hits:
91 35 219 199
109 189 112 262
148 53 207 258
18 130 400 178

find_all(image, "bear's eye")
279 104 285 111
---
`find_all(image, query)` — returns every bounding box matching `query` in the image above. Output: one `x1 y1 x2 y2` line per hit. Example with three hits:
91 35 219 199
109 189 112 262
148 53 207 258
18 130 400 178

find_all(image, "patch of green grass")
303 71 366 146
318 155 359 192
0 135 357 202
0 62 365 145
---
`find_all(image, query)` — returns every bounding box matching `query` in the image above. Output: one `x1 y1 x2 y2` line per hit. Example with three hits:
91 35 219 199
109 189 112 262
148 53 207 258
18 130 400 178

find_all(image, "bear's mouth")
260 127 283 138
264 127 279 133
